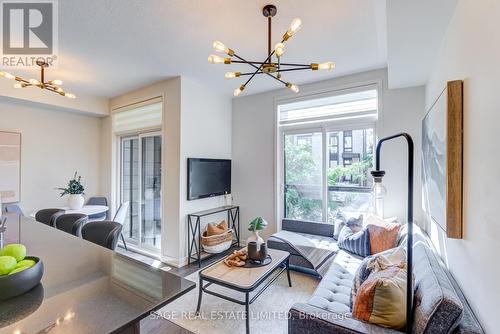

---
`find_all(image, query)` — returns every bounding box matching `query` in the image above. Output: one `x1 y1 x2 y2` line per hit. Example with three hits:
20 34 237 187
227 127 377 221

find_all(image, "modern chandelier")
0 60 76 99
209 4 334 97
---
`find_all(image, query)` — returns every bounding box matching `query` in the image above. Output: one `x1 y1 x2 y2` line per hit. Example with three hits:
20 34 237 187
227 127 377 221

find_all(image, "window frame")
276 82 380 226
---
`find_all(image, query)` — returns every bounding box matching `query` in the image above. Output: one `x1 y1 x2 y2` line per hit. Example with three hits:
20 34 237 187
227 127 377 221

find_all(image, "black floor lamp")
370 132 414 334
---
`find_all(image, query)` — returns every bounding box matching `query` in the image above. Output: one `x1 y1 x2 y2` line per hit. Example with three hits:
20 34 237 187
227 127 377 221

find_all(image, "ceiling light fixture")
0 60 76 98
209 4 335 97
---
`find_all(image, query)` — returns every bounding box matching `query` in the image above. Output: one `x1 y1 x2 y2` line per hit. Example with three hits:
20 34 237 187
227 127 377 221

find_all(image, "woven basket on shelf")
202 229 233 253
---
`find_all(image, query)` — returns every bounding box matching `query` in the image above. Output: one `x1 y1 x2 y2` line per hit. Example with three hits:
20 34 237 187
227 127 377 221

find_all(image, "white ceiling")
386 0 458 89
5 0 388 98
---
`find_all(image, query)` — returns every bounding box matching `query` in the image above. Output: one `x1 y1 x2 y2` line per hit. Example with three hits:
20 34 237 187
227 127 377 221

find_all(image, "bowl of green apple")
0 243 44 301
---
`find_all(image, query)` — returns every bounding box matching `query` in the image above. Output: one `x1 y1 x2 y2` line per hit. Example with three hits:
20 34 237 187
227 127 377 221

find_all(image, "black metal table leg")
245 292 250 334
286 258 292 287
196 277 203 315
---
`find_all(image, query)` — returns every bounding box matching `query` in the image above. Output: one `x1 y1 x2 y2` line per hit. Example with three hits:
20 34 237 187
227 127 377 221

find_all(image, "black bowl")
0 256 44 301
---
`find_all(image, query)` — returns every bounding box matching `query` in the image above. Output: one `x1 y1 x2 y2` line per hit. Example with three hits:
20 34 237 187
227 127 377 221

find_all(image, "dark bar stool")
54 213 88 237
81 221 122 250
35 209 65 227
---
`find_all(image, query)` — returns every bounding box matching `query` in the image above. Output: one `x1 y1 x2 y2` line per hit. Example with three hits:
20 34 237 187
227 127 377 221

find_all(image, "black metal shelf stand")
187 205 240 267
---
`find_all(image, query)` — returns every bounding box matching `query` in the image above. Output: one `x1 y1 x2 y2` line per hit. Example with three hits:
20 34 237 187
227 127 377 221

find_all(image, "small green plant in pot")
246 217 268 249
56 172 85 210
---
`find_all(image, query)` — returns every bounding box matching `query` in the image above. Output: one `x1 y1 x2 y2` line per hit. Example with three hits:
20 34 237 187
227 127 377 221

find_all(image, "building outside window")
278 87 378 224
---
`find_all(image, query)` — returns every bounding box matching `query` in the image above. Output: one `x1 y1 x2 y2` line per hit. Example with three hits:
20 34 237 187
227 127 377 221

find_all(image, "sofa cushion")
308 250 363 314
365 215 401 255
333 211 364 240
338 226 371 257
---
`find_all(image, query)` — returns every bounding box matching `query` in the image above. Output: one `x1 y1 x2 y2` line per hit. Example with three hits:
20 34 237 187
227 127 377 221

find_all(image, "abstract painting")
0 131 21 203
422 80 463 238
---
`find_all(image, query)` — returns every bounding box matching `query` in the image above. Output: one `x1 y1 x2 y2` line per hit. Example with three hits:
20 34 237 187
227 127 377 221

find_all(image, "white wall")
107 76 232 266
0 98 102 214
178 77 232 265
424 1 500 331
232 68 425 242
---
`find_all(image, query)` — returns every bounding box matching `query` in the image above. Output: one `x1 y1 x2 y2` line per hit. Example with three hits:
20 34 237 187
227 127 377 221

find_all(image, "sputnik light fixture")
0 60 76 99
209 4 334 97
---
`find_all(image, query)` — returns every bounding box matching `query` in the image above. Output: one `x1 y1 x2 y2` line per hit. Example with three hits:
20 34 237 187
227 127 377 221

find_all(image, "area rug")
154 270 319 334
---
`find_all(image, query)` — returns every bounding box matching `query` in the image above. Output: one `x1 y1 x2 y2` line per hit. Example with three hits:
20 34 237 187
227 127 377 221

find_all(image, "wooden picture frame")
422 80 463 238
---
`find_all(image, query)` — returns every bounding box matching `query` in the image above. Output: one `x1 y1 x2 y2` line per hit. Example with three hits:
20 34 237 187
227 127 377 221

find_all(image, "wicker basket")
202 229 233 254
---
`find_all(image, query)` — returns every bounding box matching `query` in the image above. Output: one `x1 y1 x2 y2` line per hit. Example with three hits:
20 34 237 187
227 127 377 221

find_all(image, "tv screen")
187 158 231 200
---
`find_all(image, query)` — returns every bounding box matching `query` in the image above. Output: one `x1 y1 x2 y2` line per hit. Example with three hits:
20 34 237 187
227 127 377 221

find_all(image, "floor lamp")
370 132 414 334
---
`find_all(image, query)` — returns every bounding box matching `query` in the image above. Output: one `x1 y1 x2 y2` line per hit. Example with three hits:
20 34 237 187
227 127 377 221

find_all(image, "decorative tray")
242 255 272 268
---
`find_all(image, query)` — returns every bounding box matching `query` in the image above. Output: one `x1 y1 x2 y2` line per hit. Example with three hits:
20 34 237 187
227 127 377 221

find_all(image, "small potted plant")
246 217 268 248
56 172 85 210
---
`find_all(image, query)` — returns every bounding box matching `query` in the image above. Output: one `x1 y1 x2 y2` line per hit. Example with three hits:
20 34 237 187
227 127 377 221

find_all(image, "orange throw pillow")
352 266 407 330
366 215 400 255
206 220 228 236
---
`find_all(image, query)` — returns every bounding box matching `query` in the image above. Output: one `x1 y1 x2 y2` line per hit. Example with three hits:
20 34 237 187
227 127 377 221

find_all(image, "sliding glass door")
121 132 162 252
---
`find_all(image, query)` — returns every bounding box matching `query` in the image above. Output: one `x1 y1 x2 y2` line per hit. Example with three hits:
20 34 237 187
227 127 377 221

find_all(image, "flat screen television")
187 158 231 200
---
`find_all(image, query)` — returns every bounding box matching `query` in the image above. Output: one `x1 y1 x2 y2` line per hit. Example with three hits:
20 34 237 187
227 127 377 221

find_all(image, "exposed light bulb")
225 72 240 79
233 85 245 97
274 43 285 57
208 54 230 64
286 83 299 93
52 79 63 85
13 83 22 89
29 78 40 85
213 40 234 56
283 18 302 40
318 61 335 71
1 71 15 80
65 93 76 99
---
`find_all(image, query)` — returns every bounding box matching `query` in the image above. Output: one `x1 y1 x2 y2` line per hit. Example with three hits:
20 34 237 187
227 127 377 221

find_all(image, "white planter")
246 231 264 249
68 194 84 210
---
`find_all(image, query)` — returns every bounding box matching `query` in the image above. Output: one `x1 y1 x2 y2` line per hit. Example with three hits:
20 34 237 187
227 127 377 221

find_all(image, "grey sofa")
267 220 484 334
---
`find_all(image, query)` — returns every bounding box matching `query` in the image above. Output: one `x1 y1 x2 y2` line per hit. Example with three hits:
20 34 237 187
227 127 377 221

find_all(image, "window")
279 87 377 224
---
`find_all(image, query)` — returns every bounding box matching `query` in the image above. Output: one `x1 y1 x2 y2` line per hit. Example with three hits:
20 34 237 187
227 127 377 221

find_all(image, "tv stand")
187 205 240 267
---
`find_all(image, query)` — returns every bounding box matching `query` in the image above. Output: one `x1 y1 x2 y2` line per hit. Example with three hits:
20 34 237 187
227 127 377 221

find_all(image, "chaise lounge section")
268 220 484 334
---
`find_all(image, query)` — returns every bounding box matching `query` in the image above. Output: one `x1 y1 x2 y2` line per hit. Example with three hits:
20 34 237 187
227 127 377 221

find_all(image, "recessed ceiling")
5 0 388 98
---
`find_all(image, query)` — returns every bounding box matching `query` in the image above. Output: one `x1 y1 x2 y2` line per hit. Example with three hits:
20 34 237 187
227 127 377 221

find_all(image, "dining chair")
81 221 122 250
35 209 65 226
113 202 130 251
54 213 88 237
4 204 24 216
86 197 108 220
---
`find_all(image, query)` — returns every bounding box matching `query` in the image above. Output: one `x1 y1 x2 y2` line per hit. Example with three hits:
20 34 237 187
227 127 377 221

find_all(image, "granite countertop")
0 213 195 334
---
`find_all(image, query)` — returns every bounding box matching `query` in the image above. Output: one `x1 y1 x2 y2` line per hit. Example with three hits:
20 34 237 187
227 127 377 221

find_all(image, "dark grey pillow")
337 225 370 257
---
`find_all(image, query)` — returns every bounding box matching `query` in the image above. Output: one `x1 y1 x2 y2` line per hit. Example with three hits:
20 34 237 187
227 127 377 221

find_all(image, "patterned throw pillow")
337 225 370 257
333 211 363 240
352 266 408 330
350 247 407 307
365 215 401 255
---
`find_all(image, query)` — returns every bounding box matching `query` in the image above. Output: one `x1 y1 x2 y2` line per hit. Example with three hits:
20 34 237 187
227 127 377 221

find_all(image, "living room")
0 0 498 333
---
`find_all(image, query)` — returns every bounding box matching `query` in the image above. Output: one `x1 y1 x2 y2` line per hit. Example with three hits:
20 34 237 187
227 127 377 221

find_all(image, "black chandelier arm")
231 60 311 67
233 53 288 86
239 66 311 76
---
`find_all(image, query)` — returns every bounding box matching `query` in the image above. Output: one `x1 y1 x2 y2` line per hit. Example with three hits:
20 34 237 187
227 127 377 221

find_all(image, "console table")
187 205 240 267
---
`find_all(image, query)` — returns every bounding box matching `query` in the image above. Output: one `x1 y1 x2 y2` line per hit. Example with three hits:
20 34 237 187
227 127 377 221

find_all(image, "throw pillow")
352 265 408 330
333 211 363 240
351 247 407 307
337 225 370 257
366 215 401 255
206 220 228 236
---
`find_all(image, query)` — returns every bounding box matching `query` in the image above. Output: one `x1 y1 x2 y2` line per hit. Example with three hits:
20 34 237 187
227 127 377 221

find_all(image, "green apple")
0 256 17 275
8 266 29 275
16 259 36 269
0 244 26 262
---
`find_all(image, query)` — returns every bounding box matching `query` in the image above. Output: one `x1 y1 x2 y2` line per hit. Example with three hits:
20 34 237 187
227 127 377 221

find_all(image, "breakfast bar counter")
0 213 195 334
